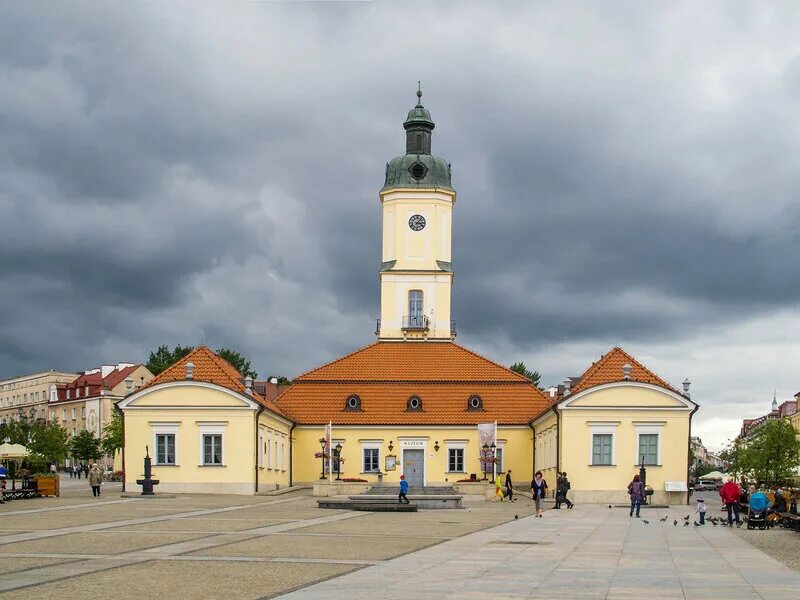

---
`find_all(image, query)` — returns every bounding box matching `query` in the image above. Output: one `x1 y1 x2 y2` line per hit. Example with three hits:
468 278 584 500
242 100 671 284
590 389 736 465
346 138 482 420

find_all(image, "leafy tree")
28 421 70 470
217 348 258 379
509 362 541 388
70 429 101 463
146 344 194 375
741 419 800 484
101 410 124 457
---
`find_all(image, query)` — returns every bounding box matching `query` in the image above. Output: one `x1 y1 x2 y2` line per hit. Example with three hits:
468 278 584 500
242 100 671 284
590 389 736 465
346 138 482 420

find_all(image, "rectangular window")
266 433 272 468
62 409 67 420
258 433 264 468
85 386 89 396
495 447 503 473
592 434 613 465
66 389 71 399
155 434 176 465
72 408 76 419
281 442 285 470
203 434 223 465
274 441 278 469
81 407 86 418
363 448 379 472
448 448 464 472
639 433 659 465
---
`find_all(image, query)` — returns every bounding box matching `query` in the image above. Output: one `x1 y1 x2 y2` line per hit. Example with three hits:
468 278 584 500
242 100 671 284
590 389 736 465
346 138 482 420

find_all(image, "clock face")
408 214 426 231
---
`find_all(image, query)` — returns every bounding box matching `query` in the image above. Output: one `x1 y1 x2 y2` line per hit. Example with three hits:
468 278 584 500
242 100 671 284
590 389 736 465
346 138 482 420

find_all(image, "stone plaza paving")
0 478 797 599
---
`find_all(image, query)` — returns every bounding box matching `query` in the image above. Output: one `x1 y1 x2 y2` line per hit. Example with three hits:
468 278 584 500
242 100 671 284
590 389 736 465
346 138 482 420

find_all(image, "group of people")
67 463 91 479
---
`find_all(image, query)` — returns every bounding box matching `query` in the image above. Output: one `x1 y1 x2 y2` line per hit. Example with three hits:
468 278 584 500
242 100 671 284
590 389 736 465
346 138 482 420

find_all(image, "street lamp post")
490 442 497 481
319 437 326 480
334 443 342 481
482 443 489 480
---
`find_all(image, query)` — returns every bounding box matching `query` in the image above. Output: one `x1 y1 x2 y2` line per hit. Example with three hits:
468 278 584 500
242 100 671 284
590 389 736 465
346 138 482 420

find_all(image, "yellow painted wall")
532 411 559 492
292 426 532 488
558 385 691 504
378 189 456 340
122 384 291 495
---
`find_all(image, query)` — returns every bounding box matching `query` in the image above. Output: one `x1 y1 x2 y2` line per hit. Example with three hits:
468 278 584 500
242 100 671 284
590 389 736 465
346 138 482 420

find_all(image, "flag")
325 421 332 482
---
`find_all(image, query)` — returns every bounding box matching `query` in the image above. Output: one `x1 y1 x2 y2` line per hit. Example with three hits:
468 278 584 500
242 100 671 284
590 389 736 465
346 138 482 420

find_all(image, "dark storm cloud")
1 2 800 446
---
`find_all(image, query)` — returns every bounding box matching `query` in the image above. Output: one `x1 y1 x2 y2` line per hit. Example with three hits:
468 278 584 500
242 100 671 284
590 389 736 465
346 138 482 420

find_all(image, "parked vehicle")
694 479 718 491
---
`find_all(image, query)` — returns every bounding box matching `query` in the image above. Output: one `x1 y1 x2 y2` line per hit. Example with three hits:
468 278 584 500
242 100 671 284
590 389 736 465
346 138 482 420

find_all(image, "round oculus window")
347 396 359 409
469 396 482 409
408 214 426 231
409 162 427 180
409 397 420 410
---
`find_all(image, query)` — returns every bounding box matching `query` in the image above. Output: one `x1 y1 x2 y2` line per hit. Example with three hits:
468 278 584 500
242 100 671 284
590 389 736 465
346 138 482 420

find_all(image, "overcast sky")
2 2 800 450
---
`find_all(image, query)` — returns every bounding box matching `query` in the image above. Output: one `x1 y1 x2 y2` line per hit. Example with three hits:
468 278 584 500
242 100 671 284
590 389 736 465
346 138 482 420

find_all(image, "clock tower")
377 88 456 341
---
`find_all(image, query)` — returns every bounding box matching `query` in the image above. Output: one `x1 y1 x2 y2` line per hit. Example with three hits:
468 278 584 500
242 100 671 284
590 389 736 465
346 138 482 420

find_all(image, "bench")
776 512 800 530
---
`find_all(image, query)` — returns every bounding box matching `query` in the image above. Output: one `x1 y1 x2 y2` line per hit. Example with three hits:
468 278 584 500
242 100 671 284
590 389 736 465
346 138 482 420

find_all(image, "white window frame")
281 438 286 471
198 423 226 466
266 430 272 470
589 423 618 466
635 423 663 466
258 428 265 468
152 423 179 466
361 441 381 473
445 441 467 473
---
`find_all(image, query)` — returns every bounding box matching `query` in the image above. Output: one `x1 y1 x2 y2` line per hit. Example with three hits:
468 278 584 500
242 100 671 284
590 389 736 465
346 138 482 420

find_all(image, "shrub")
341 477 368 483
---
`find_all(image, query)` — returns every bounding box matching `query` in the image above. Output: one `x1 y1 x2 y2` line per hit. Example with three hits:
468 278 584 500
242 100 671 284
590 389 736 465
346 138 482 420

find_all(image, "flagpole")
493 420 497 481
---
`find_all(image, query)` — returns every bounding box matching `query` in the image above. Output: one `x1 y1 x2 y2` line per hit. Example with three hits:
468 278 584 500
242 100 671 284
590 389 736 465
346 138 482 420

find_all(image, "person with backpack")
628 474 645 517
556 472 574 509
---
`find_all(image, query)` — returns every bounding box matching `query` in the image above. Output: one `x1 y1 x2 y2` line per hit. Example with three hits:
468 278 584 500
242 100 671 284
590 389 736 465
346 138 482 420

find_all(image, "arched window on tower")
407 290 425 329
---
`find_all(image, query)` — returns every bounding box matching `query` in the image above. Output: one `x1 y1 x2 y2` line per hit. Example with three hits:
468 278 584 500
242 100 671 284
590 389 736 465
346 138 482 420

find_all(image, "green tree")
267 376 292 385
217 348 258 379
146 344 195 375
742 419 800 484
101 410 124 457
509 362 541 388
70 430 101 463
28 421 70 470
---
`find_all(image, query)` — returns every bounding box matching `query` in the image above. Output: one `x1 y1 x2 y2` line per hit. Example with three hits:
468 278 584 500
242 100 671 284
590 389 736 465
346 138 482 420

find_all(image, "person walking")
494 473 505 502
558 472 574 509
695 497 707 525
398 474 409 504
83 463 90 479
719 479 742 526
530 470 548 517
628 474 645 517
89 463 103 497
554 473 563 509
505 470 514 502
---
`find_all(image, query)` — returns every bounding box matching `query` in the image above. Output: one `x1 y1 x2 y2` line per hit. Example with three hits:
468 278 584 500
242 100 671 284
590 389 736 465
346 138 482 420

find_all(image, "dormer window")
407 395 422 412
467 395 483 411
344 395 362 411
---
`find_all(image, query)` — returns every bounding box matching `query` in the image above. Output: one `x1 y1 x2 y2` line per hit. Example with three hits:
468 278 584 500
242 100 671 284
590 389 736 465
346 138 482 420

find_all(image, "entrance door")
404 449 424 487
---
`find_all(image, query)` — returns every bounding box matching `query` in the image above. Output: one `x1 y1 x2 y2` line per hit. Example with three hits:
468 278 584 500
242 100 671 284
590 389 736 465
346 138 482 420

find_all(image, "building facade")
49 363 153 439
0 371 78 425
532 348 696 505
120 91 696 500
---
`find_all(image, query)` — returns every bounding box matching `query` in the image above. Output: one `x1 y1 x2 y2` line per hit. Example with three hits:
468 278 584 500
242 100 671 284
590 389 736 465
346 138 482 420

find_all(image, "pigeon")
642 519 649 524
608 505 612 509
712 521 717 527
660 516 668 522
683 521 689 526
514 515 518 520
673 520 678 526
694 521 700 527
683 515 690 521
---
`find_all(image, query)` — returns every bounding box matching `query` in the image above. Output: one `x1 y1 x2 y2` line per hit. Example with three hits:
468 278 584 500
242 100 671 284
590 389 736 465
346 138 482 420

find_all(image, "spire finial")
416 81 422 105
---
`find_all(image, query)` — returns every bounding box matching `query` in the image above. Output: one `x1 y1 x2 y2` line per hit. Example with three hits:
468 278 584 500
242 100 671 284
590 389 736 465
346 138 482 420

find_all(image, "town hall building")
120 90 696 503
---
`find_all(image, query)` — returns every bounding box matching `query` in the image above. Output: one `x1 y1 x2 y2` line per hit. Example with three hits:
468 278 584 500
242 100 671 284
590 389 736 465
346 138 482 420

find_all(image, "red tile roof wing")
103 365 140 389
570 347 678 394
277 342 548 425
138 346 289 419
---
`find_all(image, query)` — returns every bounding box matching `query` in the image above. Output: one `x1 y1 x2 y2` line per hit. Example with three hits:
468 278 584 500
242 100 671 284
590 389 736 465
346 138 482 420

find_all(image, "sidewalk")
278 504 800 599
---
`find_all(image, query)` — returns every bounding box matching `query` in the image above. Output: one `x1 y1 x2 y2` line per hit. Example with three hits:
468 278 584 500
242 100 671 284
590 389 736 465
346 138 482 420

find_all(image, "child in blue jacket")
399 475 409 504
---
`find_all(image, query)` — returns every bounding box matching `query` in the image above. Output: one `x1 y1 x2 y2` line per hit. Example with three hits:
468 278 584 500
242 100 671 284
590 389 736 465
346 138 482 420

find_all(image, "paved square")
0 479 798 599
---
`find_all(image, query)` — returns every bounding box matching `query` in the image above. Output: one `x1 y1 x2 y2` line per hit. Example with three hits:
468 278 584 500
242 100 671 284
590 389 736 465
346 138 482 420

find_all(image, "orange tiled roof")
570 347 678 394
277 341 548 425
294 342 532 383
139 346 289 418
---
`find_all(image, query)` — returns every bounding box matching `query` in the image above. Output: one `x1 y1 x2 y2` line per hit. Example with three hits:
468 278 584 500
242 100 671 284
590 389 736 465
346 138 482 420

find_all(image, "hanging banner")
325 421 332 482
478 422 497 475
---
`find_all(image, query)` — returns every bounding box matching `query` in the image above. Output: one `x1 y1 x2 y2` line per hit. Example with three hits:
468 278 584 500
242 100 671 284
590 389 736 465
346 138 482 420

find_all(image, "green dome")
382 153 453 192
404 103 434 128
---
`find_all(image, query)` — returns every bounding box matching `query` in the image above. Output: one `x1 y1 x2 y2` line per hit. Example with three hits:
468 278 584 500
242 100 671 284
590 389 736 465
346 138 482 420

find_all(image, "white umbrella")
701 470 725 480
0 443 29 459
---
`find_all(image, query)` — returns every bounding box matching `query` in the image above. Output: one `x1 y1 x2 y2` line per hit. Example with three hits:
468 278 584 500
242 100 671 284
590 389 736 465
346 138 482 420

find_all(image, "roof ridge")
572 346 677 394
293 342 379 381
451 342 534 383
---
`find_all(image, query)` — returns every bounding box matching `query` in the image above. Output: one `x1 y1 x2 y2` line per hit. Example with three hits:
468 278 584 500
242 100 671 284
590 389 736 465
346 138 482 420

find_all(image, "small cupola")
404 83 435 154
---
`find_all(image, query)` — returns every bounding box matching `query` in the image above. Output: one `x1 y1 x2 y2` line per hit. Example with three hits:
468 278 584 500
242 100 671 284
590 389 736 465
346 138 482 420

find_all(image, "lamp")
434 441 440 453
482 443 489 480
319 437 327 480
388 440 394 453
